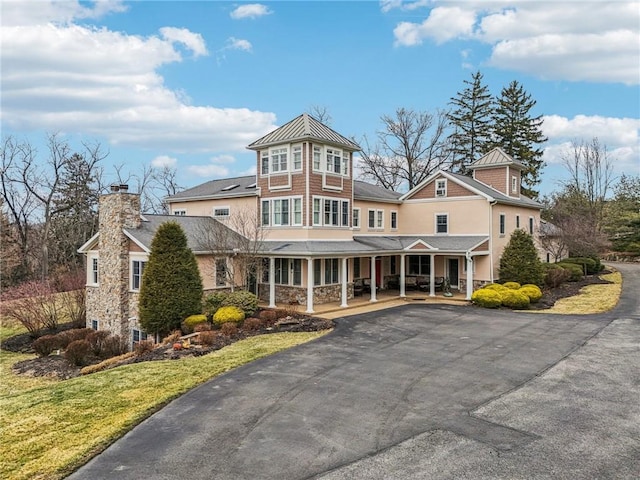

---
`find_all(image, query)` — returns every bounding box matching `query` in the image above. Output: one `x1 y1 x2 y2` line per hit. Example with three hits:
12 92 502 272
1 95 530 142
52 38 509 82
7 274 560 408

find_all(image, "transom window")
213 207 230 218
436 214 448 234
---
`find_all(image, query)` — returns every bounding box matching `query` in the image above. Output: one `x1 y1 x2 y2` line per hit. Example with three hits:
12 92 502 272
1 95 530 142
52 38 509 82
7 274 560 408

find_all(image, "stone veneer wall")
257 283 354 305
86 189 141 338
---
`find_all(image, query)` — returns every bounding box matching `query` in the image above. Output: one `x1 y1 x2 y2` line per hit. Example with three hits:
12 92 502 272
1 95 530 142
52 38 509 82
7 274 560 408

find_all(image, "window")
91 319 99 330
261 258 269 283
353 257 360 278
131 259 146 291
314 259 322 285
271 147 288 173
529 217 534 234
312 146 348 176
173 210 186 216
390 256 397 275
391 211 398 230
376 210 383 229
313 146 321 170
261 200 270 226
293 198 302 225
499 213 506 235
91 257 99 285
313 196 348 226
132 328 148 347
436 179 447 197
463 258 475 273
215 258 227 287
313 198 321 225
516 215 520 229
324 199 339 226
368 209 375 228
408 256 430 275
436 214 448 234
293 145 302 170
292 259 302 286
341 201 349 226
273 199 290 226
324 258 339 284
326 148 342 174
342 151 349 176
213 207 230 218
261 152 269 175
512 176 518 194
353 208 360 229
275 258 289 284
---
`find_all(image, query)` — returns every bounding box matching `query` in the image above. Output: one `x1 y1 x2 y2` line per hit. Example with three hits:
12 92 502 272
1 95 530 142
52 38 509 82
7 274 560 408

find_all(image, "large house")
80 113 545 341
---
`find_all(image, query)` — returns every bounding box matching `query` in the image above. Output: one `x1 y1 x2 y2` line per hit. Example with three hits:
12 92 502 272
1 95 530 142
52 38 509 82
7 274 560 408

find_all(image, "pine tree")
139 221 203 337
499 229 544 286
491 80 547 199
447 71 494 174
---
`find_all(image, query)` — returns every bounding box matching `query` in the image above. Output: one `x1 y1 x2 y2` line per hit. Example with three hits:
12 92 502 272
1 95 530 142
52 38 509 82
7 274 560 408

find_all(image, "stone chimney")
92 186 142 337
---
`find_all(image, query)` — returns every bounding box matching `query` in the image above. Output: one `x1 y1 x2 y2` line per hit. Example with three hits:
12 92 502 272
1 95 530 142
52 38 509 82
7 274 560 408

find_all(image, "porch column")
466 254 473 300
268 257 276 308
370 255 377 302
341 257 348 307
399 253 406 297
429 254 436 297
306 257 314 313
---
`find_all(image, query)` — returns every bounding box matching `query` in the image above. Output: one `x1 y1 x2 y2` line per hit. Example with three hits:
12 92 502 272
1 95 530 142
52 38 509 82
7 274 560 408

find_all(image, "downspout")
488 199 497 283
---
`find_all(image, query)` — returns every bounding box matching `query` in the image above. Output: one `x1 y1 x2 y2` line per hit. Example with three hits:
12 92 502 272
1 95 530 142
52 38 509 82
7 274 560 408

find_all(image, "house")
80 113 546 342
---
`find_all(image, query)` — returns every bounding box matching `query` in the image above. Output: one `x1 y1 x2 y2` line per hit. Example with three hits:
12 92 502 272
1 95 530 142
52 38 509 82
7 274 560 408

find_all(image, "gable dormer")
470 147 523 198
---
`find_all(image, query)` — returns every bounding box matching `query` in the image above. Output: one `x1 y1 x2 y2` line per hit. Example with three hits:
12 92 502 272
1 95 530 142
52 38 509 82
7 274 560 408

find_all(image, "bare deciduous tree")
357 108 452 191
307 105 332 125
112 163 182 214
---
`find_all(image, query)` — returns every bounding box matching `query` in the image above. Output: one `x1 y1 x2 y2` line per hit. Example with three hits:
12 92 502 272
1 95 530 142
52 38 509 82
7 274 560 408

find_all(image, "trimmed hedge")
213 306 245 326
221 290 259 316
471 289 502 308
557 262 583 282
502 281 521 290
519 284 543 303
562 257 598 274
501 289 530 309
182 314 208 334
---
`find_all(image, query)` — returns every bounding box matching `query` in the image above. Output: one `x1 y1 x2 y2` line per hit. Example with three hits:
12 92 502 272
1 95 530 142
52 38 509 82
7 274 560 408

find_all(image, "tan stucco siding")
491 204 541 279
169 196 257 220
399 198 489 235
353 199 401 234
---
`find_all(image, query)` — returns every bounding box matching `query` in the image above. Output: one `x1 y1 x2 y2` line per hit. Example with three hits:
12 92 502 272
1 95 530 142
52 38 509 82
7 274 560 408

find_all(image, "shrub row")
472 283 543 310
32 328 129 363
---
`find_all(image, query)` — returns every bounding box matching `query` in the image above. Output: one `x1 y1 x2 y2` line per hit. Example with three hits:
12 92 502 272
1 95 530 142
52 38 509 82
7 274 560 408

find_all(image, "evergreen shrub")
501 290 530 309
519 284 543 302
471 289 502 308
563 257 598 274
221 290 259 316
557 263 583 282
502 281 521 290
499 230 544 286
182 314 208 333
213 306 245 326
203 292 227 316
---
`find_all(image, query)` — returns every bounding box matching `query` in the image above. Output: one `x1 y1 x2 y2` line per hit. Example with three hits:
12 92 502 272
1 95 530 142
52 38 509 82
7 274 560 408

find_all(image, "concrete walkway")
68 263 639 480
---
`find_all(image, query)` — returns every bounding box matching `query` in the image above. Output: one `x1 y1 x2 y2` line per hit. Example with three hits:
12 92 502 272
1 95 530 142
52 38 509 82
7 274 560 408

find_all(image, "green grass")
0 330 329 480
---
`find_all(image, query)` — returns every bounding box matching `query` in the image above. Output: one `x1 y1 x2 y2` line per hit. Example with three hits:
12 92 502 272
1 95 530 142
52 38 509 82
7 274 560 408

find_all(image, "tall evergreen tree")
139 222 203 337
491 80 547 199
499 229 544 286
447 71 494 174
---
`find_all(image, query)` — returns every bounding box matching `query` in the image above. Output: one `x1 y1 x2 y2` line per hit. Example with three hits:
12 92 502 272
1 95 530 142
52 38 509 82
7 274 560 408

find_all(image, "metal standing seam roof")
470 147 525 170
165 175 257 202
247 113 360 151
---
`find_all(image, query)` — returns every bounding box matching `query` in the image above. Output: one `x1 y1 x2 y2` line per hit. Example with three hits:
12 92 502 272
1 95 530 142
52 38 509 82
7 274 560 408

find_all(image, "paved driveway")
69 264 639 479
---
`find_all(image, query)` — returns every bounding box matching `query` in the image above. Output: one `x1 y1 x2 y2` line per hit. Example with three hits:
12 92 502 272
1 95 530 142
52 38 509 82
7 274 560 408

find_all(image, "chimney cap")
119 184 129 192
110 184 119 192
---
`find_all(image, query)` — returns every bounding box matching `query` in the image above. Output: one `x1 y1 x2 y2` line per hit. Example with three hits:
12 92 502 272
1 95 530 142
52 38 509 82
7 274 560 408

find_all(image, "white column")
268 257 276 308
466 254 474 300
370 256 378 302
306 257 314 313
429 254 436 297
341 257 348 307
399 253 406 297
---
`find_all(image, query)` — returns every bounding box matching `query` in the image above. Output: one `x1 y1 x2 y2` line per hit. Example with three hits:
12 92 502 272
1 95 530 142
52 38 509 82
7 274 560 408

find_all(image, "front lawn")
0 330 328 480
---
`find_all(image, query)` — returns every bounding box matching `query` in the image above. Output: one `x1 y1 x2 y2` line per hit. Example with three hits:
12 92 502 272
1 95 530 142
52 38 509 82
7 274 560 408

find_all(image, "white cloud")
224 37 253 52
0 3 277 152
542 114 640 176
151 155 178 168
187 164 230 177
208 154 236 164
0 0 127 26
230 4 272 20
159 27 208 57
388 1 640 84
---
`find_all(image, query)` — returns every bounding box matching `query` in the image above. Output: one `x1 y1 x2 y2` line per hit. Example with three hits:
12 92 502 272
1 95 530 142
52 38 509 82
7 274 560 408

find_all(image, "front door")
448 258 459 287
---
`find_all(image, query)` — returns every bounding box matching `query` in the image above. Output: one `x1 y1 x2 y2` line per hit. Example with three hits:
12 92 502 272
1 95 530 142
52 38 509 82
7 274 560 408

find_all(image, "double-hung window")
90 257 99 285
293 145 302 170
436 214 448 234
512 176 518 194
341 201 349 226
313 198 321 225
391 211 398 230
324 258 339 284
324 199 339 226
408 256 430 275
261 152 269 175
499 213 506 235
131 259 146 291
314 259 322 285
215 258 227 287
292 259 302 286
261 200 270 226
132 328 148 348
313 146 321 170
353 208 360 228
376 210 384 229
275 258 289 284
273 199 290 226
293 198 302 225
326 148 341 174
436 179 447 197
353 257 361 278
270 148 288 173
314 197 348 226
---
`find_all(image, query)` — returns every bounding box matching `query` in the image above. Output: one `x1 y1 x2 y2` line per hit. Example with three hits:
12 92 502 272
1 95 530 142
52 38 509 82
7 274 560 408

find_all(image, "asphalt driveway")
69 263 639 479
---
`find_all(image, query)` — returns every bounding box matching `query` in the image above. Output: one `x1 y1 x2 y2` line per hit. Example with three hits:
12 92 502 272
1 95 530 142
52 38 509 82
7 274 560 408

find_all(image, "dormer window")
436 179 447 197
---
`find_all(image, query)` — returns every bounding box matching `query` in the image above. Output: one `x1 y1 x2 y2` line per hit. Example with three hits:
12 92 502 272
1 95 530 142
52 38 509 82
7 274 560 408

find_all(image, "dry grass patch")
539 271 622 314
0 330 329 480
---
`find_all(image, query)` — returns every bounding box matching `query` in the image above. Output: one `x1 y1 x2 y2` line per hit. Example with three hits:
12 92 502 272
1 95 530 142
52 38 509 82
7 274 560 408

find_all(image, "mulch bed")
533 270 613 309
7 315 333 380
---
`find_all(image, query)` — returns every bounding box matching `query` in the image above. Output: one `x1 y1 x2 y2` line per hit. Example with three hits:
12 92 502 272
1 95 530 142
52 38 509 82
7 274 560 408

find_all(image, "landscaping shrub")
519 284 543 303
220 322 239 336
134 340 155 356
213 306 245 326
198 330 217 346
162 330 182 345
501 290 530 309
32 335 61 357
64 339 91 366
471 289 502 308
0 280 61 337
86 330 110 357
482 283 509 300
203 291 227 316
243 317 264 331
58 328 93 349
258 309 278 322
563 257 598 274
543 263 571 288
557 262 583 282
502 281 521 290
100 335 129 358
221 290 259 316
182 314 208 334
80 352 136 375
499 230 544 286
194 323 212 332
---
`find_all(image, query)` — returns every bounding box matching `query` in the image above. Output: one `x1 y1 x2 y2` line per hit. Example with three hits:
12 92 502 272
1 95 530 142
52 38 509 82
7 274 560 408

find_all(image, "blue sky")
2 0 639 197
